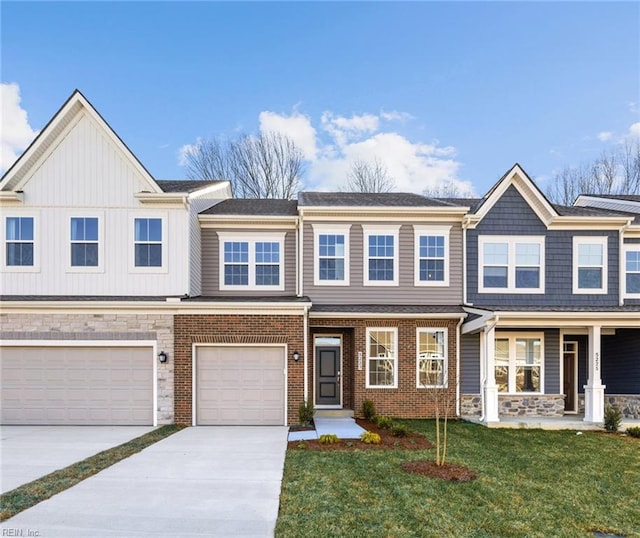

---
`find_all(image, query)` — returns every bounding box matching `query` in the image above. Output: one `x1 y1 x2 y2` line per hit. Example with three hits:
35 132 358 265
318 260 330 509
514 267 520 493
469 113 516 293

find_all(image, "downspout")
297 210 303 297
303 305 309 402
462 216 471 306
479 316 499 422
619 220 631 306
455 316 464 417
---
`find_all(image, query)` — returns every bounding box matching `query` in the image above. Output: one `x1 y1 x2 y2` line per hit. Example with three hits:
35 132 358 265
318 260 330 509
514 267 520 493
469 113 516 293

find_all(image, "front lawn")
276 420 639 537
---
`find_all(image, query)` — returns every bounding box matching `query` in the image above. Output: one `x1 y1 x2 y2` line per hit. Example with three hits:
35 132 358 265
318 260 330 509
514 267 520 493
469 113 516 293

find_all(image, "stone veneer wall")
499 395 565 417
606 395 640 419
460 394 482 417
0 313 174 424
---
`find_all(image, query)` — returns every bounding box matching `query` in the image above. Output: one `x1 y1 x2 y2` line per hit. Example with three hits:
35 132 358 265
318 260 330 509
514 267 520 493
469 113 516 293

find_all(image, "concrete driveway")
1 425 156 493
0 426 289 537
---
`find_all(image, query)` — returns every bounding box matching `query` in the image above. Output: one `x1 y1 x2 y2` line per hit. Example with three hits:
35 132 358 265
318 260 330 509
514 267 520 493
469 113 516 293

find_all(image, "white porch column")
483 325 500 423
584 324 606 423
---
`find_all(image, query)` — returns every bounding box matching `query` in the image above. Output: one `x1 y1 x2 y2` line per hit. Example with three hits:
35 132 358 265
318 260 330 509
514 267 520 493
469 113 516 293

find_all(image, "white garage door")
196 346 285 425
0 346 153 425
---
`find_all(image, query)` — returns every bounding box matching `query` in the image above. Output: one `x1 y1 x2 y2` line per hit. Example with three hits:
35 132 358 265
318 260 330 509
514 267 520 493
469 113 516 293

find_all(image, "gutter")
619 219 632 306
455 316 464 417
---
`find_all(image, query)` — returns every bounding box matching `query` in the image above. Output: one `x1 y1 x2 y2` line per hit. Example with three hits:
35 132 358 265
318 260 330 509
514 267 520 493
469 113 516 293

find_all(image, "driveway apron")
1 426 289 537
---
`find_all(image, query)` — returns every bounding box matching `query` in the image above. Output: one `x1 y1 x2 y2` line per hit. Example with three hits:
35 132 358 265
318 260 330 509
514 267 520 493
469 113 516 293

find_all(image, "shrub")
627 426 640 438
361 432 381 444
604 406 622 432
298 400 314 427
318 434 340 445
391 424 408 437
296 442 307 450
361 399 376 421
375 416 393 429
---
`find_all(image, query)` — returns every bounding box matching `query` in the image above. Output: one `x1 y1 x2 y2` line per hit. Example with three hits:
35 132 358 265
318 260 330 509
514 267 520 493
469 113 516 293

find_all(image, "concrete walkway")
1 425 156 493
1 426 289 537
288 416 367 441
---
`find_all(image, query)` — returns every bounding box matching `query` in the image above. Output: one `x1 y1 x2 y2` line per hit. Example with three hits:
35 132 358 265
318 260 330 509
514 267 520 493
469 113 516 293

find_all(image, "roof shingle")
200 199 298 216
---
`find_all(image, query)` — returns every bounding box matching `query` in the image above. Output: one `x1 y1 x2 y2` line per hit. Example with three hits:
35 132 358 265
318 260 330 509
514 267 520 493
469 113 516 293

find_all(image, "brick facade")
310 317 460 419
173 313 304 425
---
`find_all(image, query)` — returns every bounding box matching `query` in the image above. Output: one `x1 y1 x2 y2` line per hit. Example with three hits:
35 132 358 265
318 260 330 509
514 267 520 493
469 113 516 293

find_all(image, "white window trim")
478 235 545 293
416 327 448 388
312 223 351 286
413 225 451 287
622 244 640 299
572 236 608 294
218 231 286 291
67 212 105 273
365 327 398 389
2 212 40 273
495 331 545 395
129 214 168 274
362 225 400 287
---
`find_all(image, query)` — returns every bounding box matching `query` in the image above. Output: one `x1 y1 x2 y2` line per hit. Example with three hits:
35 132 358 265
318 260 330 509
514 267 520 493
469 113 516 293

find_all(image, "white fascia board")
199 215 298 229
299 206 469 217
488 311 640 328
547 216 633 230
134 192 189 206
309 311 467 320
187 181 232 200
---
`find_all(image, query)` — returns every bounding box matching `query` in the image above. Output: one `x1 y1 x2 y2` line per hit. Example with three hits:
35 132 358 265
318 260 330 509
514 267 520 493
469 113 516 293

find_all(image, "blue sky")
1 1 638 196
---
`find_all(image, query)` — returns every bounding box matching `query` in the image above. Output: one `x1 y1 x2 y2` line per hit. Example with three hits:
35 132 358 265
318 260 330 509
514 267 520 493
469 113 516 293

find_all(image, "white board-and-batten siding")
1 111 190 297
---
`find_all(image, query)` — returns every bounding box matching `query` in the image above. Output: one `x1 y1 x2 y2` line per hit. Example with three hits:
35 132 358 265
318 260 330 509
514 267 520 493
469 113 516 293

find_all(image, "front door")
563 341 578 413
315 346 341 406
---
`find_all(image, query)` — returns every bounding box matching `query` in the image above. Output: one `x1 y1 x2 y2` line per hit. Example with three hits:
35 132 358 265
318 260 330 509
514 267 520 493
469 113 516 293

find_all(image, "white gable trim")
0 90 161 194
467 164 558 229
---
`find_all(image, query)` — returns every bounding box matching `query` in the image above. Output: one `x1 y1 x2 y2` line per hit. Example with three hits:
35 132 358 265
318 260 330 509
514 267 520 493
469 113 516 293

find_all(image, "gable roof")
0 89 161 194
298 192 453 208
200 198 298 216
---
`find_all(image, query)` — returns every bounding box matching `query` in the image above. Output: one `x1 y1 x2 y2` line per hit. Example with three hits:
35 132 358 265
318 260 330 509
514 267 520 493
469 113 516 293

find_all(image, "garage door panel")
196 346 285 426
1 346 153 425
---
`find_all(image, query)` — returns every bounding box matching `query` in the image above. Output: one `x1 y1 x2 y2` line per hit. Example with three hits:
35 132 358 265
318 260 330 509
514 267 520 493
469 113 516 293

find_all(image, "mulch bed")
287 418 433 451
402 460 477 482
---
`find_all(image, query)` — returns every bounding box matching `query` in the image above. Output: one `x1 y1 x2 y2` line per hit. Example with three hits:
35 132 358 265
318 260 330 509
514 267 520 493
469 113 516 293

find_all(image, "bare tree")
182 132 305 199
423 180 474 199
545 138 640 205
344 158 395 193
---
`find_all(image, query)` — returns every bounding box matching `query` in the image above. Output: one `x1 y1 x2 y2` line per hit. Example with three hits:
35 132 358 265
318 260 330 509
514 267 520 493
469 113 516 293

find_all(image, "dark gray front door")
315 346 340 405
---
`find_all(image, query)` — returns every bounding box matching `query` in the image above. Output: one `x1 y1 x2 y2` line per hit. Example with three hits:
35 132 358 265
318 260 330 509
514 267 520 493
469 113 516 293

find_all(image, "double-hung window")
624 246 640 297
495 333 543 393
366 328 397 388
134 218 163 268
417 328 448 387
414 226 450 286
573 236 607 294
478 236 545 293
70 217 99 268
5 216 34 267
218 232 285 290
313 224 350 285
363 225 400 286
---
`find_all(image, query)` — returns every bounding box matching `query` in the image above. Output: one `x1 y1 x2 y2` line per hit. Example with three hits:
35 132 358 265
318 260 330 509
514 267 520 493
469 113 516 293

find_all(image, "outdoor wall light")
158 351 168 363
292 351 300 362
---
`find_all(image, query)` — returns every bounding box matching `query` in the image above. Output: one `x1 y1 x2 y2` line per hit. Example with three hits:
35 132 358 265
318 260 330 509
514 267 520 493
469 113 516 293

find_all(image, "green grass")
0 424 184 521
276 420 640 538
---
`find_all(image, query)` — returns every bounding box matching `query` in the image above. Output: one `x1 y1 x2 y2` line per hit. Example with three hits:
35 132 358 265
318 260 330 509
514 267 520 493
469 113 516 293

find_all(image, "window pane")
135 244 162 267
85 218 98 241
71 218 85 240
224 242 248 263
578 267 602 289
369 330 395 358
419 358 444 386
256 265 279 285
626 273 640 293
319 258 344 281
369 259 394 281
256 242 279 263
420 235 444 258
484 243 508 265
484 266 507 287
71 243 99 267
578 243 602 265
148 244 162 266
626 251 640 272
420 259 444 281
369 235 394 257
134 219 148 241
515 267 540 288
369 358 395 386
6 217 33 241
7 243 33 266
224 265 248 285
516 339 541 365
495 366 509 392
148 219 162 241
516 243 540 265
516 366 540 392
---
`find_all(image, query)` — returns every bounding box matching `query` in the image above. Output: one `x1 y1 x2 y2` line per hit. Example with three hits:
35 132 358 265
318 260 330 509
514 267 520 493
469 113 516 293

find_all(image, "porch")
464 413 640 431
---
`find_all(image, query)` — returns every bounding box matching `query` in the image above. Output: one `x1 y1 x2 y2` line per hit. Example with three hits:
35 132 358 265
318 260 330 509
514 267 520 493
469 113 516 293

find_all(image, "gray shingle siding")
467 186 620 307
544 329 560 393
460 333 480 393
602 329 640 394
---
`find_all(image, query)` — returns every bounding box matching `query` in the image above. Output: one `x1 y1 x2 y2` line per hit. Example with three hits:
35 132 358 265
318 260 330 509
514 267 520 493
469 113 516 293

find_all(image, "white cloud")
380 110 414 122
177 137 202 166
628 122 640 137
259 110 318 160
629 102 638 114
597 131 613 142
1 83 37 173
